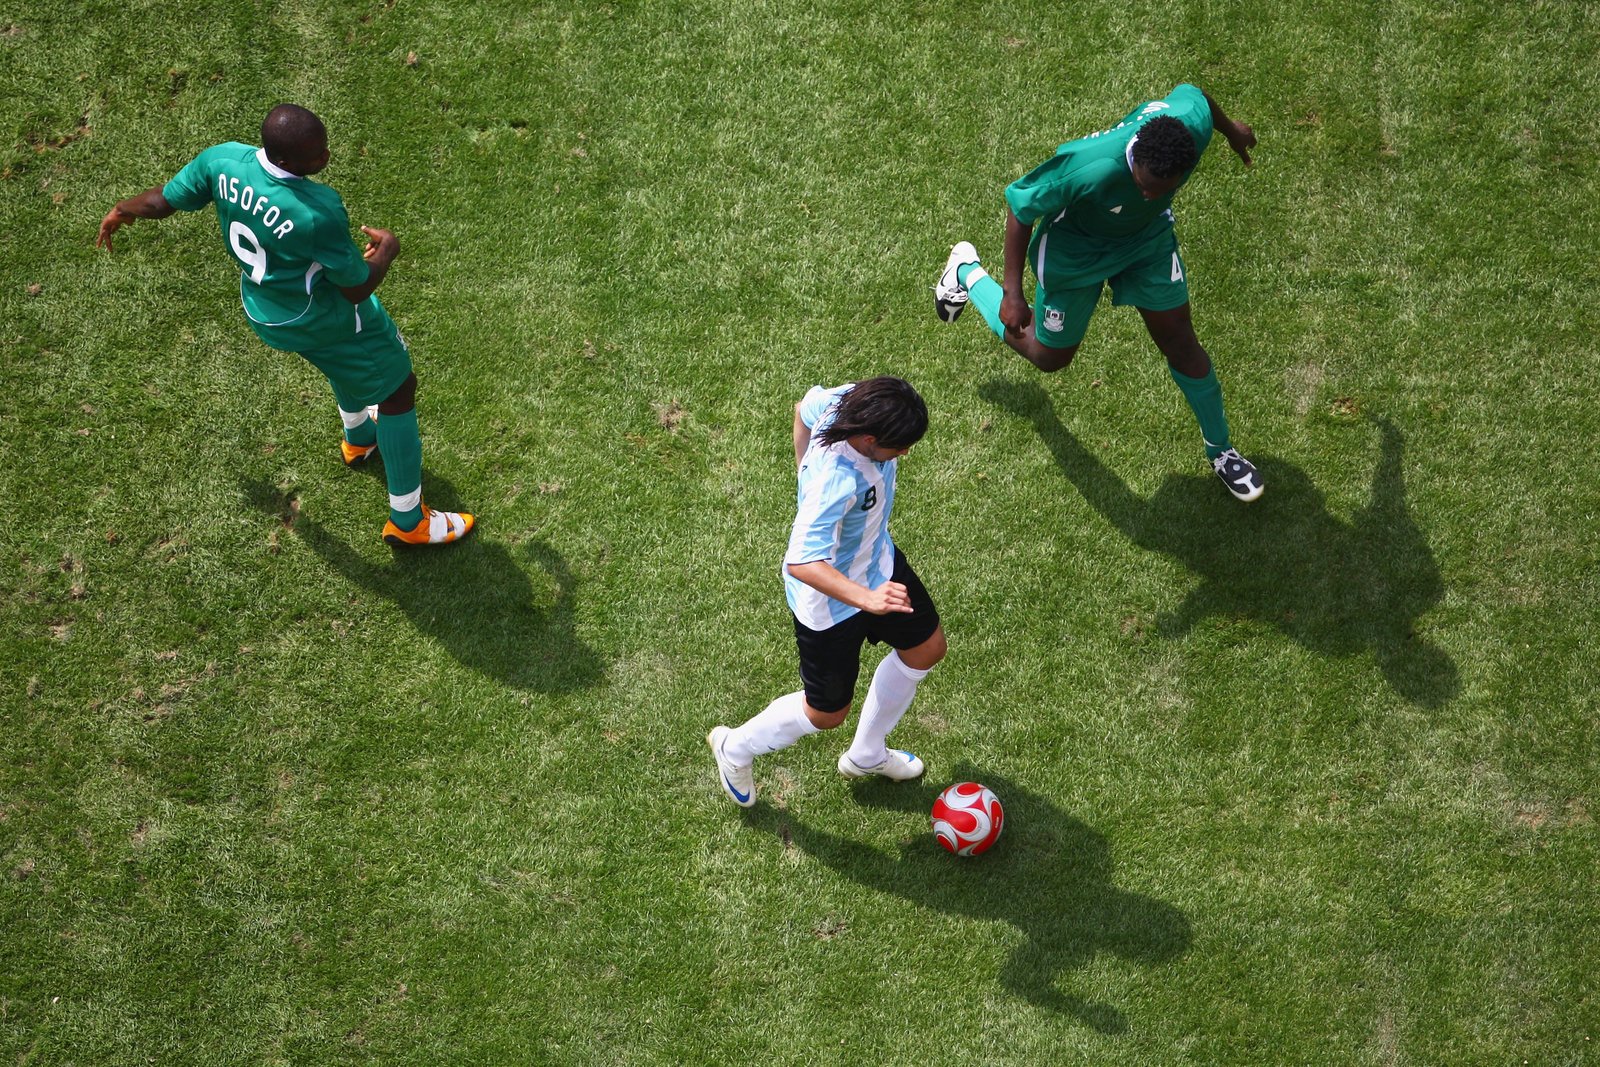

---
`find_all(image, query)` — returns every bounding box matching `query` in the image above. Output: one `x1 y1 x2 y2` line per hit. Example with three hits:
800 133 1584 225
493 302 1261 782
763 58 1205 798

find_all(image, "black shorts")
792 549 940 714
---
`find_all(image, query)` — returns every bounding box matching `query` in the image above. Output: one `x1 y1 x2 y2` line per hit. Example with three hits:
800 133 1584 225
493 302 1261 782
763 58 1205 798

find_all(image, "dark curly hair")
814 376 929 450
1131 116 1198 180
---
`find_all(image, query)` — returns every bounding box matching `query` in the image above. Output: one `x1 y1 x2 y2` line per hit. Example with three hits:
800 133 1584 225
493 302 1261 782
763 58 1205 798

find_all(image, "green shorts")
1034 232 1190 349
295 296 414 408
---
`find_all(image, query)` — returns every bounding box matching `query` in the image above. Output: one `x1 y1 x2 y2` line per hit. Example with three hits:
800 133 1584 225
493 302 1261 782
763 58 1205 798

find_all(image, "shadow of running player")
241 476 604 694
980 380 1458 708
752 769 1190 1033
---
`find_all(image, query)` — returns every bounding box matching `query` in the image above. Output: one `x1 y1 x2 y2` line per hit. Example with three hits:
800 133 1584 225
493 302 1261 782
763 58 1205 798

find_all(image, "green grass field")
3 1 1597 1063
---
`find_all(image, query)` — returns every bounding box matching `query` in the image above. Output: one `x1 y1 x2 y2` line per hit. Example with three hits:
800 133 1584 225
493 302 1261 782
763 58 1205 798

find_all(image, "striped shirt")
783 384 899 630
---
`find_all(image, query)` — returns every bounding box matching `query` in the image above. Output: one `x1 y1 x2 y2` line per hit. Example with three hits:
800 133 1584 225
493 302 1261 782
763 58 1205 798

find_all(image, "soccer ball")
931 782 1004 856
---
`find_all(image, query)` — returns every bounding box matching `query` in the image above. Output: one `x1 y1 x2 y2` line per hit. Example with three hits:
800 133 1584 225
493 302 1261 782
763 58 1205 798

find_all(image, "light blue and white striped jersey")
784 384 900 630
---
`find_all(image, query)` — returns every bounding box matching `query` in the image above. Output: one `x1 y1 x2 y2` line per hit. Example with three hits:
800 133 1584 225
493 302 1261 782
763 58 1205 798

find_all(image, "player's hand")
96 207 128 251
861 581 914 615
1000 291 1032 337
1225 121 1257 165
360 226 399 264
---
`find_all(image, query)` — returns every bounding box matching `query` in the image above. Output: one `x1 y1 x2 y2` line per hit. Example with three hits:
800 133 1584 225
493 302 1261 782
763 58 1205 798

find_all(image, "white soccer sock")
723 690 818 766
339 405 375 430
845 651 930 768
389 487 423 514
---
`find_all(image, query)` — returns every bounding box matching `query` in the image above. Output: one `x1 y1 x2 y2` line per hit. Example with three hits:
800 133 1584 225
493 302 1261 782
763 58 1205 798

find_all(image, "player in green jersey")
934 84 1264 502
97 103 474 546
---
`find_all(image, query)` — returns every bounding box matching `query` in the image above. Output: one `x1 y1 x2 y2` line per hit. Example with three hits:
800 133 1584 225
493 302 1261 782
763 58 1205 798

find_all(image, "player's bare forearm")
793 405 812 467
1202 89 1256 165
96 186 175 250
339 226 399 303
339 262 389 303
1000 210 1033 334
110 186 176 220
785 560 913 615
1002 210 1031 296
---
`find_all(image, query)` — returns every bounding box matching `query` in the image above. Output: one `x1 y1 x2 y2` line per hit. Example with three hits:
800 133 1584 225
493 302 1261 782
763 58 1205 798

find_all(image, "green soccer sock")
342 412 377 447
958 262 1006 340
377 407 424 528
1169 365 1232 460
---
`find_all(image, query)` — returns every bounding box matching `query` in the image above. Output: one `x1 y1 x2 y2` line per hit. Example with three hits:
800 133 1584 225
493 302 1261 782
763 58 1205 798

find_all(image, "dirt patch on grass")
24 114 90 154
1509 796 1590 832
812 915 848 940
654 399 688 432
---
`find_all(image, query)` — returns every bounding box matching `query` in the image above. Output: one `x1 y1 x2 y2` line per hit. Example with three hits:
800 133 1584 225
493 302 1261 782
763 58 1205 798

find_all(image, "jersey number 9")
229 221 268 284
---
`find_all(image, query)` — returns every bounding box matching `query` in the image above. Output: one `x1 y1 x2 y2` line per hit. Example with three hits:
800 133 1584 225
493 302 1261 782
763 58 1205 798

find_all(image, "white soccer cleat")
1212 448 1265 502
707 726 756 807
933 241 979 323
838 748 926 781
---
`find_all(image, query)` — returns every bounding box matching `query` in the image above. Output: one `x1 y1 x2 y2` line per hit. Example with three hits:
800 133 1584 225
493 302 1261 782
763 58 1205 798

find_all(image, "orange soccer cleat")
341 439 379 465
341 406 380 466
381 504 476 547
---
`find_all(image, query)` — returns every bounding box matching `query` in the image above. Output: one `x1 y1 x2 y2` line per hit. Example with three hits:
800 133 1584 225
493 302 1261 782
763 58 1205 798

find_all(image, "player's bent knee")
377 373 418 416
1031 341 1078 372
900 628 947 671
804 702 850 730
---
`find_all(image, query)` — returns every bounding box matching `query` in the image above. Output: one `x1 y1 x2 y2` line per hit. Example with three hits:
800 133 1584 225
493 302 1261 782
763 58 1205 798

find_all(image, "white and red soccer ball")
931 782 1004 856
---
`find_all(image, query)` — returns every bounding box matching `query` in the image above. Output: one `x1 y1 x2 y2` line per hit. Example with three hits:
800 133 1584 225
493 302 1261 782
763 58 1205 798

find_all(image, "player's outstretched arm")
1000 209 1034 336
339 226 399 303
96 187 176 250
786 561 913 615
1202 90 1257 165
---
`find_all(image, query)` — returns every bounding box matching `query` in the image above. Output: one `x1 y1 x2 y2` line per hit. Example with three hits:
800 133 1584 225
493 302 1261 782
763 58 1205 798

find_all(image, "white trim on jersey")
240 261 325 330
240 283 314 328
256 148 304 181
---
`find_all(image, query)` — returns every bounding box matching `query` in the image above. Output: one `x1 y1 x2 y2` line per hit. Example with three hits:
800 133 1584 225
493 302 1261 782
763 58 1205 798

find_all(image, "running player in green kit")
97 104 474 546
935 84 1264 502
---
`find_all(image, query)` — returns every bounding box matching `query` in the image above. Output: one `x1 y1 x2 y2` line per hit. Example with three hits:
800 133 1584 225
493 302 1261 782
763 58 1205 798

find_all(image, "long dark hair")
814 376 929 449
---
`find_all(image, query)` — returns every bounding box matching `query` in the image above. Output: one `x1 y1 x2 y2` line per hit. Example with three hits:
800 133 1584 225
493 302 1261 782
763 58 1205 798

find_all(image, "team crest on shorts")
1042 308 1066 333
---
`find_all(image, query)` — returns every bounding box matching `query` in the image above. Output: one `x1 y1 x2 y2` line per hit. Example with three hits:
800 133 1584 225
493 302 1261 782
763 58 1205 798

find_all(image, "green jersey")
162 143 372 351
1004 84 1214 290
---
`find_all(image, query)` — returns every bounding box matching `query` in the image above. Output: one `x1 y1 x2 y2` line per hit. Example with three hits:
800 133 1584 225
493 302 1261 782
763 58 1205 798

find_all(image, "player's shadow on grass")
754 769 1188 1033
981 380 1457 707
241 477 603 693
